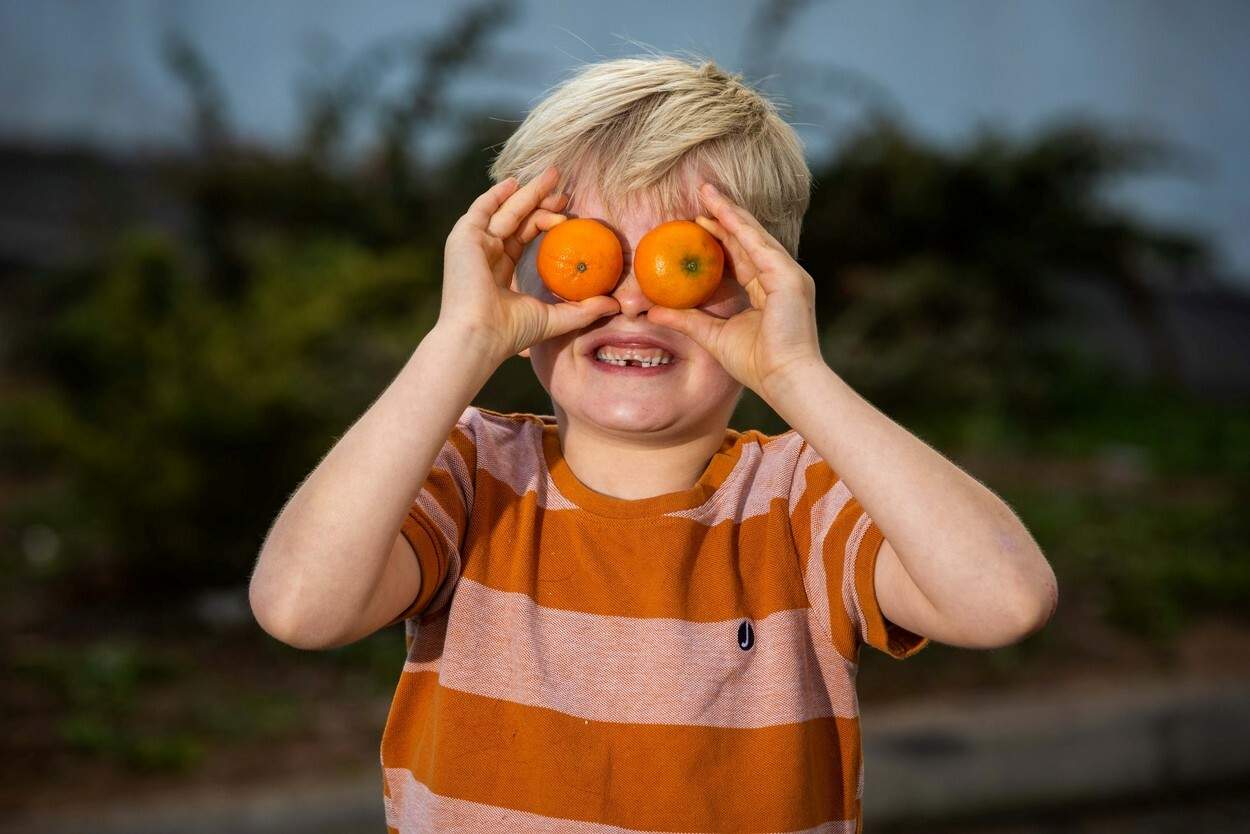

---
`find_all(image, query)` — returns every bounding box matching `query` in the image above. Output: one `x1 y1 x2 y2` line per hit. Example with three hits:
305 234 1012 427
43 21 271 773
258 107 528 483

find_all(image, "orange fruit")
634 220 724 308
536 218 623 301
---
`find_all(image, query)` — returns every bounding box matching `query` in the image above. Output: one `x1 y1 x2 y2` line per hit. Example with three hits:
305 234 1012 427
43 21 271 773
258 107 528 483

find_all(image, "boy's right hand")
437 165 620 364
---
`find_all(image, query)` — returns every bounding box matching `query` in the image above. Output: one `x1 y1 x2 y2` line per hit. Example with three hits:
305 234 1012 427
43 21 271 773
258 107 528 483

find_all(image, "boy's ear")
509 271 531 358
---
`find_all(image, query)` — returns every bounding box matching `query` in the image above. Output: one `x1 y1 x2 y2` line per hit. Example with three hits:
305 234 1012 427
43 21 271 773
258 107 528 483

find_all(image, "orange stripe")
382 512 447 628
384 422 476 628
821 495 867 660
468 471 809 621
447 423 475 475
382 670 861 832
791 452 840 575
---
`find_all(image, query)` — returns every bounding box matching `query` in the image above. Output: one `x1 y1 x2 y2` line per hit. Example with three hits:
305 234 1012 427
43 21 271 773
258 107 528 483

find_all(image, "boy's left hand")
646 182 825 403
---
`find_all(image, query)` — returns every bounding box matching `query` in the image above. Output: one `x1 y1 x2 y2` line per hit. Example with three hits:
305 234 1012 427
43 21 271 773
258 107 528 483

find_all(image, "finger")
695 215 757 284
487 165 560 240
695 215 768 310
463 177 519 229
698 184 791 293
646 305 727 358
542 295 621 340
698 182 788 253
517 210 566 246
539 190 570 212
502 211 566 265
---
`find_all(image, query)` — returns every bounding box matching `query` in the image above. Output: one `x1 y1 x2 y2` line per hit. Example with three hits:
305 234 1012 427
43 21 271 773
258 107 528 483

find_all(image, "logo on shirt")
737 619 755 651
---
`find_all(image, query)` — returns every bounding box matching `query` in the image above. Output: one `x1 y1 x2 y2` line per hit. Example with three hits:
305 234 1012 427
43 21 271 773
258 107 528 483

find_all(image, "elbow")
250 593 336 651
1013 566 1059 640
248 554 329 651
249 576 302 648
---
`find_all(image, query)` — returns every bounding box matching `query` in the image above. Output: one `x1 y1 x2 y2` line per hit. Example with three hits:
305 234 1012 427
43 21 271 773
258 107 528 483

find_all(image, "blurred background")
2 1 1248 831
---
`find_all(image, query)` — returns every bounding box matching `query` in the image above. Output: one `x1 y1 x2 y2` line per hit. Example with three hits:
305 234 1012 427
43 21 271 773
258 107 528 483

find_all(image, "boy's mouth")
585 340 681 375
589 352 679 375
591 345 676 367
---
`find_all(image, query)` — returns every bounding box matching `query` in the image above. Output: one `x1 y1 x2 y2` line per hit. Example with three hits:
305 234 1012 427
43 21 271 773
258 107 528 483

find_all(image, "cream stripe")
383 767 858 834
789 440 824 518
414 489 457 557
806 604 861 716
491 417 580 509
802 479 852 643
402 577 861 725
843 512 872 645
664 433 801 525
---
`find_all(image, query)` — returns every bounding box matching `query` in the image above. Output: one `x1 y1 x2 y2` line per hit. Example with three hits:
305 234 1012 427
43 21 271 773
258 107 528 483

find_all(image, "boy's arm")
249 168 617 651
768 361 1058 649
649 181 1057 651
249 323 497 650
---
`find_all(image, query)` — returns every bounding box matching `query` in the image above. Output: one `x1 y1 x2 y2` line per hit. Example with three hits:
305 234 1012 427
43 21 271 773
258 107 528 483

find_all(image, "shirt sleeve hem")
382 510 447 627
855 521 931 660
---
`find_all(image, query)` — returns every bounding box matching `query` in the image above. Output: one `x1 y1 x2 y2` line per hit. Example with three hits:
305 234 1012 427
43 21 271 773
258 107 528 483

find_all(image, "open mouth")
589 346 679 373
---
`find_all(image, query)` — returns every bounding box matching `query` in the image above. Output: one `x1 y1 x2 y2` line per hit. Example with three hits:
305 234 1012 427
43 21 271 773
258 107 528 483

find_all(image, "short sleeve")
788 437 930 662
382 406 478 627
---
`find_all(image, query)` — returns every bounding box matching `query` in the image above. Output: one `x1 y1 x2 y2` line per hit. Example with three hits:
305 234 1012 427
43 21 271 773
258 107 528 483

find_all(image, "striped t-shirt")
379 405 929 834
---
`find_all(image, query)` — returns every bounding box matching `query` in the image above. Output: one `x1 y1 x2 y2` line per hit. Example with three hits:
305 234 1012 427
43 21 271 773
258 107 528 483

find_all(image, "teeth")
595 346 674 367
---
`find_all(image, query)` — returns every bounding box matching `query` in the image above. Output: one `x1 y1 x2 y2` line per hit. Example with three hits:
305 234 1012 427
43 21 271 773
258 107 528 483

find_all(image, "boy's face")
512 179 752 439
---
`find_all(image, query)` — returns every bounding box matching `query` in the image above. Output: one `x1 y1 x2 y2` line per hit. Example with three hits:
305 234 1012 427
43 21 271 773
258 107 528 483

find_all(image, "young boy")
250 55 1058 834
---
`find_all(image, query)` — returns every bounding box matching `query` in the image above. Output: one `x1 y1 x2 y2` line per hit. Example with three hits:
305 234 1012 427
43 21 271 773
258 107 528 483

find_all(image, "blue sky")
2 0 1247 282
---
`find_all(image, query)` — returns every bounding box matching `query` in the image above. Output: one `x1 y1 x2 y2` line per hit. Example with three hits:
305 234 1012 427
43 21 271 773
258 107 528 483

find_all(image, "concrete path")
8 675 1250 833
861 674 1250 826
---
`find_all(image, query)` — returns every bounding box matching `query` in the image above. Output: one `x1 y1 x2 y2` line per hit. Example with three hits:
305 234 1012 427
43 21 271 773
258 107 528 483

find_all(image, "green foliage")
187 690 304 741
12 637 305 772
1005 481 1250 640
2 229 441 596
800 117 1208 412
0 11 1240 645
13 639 207 773
13 638 188 708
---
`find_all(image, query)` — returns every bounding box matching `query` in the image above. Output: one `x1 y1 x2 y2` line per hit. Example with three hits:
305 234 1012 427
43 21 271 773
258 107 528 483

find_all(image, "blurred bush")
3 230 439 597
0 5 1245 633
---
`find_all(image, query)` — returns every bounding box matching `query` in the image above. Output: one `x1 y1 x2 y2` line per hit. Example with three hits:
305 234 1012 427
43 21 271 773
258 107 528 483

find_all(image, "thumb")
647 306 724 356
544 295 620 339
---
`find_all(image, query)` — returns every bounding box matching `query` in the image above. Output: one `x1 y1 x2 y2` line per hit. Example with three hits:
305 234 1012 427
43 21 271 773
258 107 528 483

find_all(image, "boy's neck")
552 410 731 501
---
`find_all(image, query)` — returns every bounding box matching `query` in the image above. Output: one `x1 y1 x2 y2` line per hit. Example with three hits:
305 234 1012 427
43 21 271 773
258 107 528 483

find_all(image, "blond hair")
489 53 811 256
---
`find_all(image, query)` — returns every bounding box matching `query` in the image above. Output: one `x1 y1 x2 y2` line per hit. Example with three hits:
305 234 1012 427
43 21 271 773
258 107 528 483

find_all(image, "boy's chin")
599 407 678 432
560 393 728 438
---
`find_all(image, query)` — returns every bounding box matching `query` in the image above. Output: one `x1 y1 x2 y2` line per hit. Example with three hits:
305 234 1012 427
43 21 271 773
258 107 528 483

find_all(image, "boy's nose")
610 268 656 318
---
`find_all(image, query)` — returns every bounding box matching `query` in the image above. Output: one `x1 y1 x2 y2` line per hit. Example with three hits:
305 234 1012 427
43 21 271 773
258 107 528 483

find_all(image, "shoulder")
727 424 810 497
452 405 547 441
453 407 549 481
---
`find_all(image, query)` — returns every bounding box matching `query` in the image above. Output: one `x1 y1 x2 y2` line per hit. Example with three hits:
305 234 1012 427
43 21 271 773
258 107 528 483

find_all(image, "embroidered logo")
737 619 755 651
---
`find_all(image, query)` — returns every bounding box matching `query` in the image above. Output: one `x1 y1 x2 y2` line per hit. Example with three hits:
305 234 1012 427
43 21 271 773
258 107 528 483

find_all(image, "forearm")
249 323 500 645
764 358 1056 628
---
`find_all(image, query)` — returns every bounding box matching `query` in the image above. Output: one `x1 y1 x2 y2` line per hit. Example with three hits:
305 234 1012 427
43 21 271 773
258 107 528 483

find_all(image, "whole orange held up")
633 220 724 308
537 217 725 308
536 218 623 301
